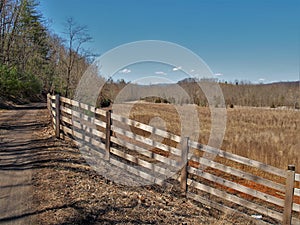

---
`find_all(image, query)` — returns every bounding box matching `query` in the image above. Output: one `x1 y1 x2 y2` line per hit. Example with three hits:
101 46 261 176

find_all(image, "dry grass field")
113 102 300 173
223 107 299 172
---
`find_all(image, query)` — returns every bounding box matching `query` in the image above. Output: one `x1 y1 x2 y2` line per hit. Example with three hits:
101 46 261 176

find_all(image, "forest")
0 0 90 101
1 0 299 109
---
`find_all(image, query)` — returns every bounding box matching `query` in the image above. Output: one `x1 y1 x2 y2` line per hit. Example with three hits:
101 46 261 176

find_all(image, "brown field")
112 102 300 173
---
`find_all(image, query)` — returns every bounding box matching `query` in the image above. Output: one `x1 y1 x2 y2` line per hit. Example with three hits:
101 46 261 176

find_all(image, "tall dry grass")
113 102 300 173
222 107 299 172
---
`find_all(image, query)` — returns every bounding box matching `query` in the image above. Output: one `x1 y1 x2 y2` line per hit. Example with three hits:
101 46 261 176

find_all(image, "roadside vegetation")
0 0 91 103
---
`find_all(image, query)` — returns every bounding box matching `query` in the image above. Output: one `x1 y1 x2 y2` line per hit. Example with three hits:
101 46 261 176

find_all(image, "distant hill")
218 81 299 108
98 79 300 109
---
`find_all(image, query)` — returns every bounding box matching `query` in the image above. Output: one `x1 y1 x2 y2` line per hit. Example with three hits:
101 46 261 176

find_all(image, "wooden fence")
47 94 300 225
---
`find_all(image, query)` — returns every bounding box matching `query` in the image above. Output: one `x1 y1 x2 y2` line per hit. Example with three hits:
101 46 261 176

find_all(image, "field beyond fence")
47 94 300 225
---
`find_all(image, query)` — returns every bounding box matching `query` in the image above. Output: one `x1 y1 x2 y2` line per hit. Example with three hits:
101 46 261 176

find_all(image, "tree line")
0 0 91 101
98 79 300 109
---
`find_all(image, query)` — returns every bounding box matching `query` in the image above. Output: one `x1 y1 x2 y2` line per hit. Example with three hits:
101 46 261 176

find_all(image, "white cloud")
214 73 223 76
155 71 167 75
258 78 265 81
119 68 131 74
190 69 195 73
172 66 182 71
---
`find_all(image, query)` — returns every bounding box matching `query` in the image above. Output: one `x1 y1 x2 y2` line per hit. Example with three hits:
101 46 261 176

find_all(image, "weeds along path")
0 103 254 224
0 103 47 225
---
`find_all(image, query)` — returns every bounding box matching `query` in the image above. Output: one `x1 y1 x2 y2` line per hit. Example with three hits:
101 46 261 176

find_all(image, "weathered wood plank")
189 140 287 178
61 115 105 139
110 147 174 179
60 105 72 114
105 110 112 160
295 173 300 182
70 138 106 157
188 166 285 208
52 117 56 125
60 97 96 112
292 202 300 212
111 113 181 143
60 125 72 135
94 119 106 128
60 96 72 104
95 108 106 116
283 165 296 225
294 188 300 197
110 136 179 169
180 137 189 194
51 108 56 117
111 125 182 156
187 179 283 222
109 157 167 186
189 156 285 192
61 112 105 134
187 192 272 225
47 94 51 111
60 106 106 129
60 97 108 117
61 125 106 149
55 94 60 138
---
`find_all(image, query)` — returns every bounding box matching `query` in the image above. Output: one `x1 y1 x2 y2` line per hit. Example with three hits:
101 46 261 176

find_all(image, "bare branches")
0 2 93 99
61 17 92 98
63 17 92 57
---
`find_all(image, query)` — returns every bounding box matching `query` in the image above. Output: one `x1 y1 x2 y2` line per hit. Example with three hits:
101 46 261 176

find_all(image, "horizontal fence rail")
47 94 300 225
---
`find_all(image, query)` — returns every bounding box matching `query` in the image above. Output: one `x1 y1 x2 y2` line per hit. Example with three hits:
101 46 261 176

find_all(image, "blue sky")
39 0 300 83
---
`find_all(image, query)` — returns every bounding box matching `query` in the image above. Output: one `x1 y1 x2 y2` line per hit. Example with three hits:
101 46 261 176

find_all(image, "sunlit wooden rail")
47 94 300 225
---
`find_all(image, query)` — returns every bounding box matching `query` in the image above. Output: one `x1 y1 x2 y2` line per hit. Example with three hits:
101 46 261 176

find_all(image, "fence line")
47 94 300 225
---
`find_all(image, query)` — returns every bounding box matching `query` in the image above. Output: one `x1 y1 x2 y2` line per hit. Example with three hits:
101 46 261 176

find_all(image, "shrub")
99 98 111 107
155 98 161 103
0 64 42 98
163 99 170 104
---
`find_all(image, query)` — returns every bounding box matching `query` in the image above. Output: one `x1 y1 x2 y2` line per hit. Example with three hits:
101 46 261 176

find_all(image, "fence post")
47 93 51 111
55 94 60 139
283 165 295 225
105 110 112 160
180 137 189 196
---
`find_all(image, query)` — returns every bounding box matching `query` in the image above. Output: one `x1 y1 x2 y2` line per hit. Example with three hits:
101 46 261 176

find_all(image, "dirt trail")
0 103 46 225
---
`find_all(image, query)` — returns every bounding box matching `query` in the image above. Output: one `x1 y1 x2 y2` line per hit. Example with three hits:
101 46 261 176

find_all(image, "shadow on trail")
0 103 47 111
0 136 87 172
0 134 158 225
0 199 156 225
0 122 48 130
0 109 169 225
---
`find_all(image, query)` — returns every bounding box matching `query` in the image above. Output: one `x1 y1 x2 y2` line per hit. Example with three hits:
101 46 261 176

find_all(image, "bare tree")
62 17 92 98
